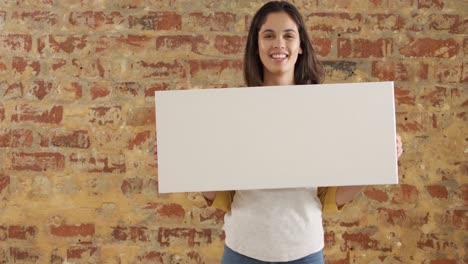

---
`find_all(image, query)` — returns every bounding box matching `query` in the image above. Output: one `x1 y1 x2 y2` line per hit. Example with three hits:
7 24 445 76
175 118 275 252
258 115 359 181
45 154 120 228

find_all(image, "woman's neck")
263 72 295 86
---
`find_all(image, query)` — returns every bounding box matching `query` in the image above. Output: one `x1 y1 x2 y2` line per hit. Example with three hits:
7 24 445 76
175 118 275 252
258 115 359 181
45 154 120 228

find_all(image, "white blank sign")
155 82 398 193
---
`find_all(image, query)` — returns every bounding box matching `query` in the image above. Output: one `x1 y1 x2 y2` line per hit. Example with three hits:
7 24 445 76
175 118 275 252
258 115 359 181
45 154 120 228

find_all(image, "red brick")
189 59 242 77
396 112 426 132
312 38 332 57
308 13 362 33
137 251 164 262
214 35 246 55
66 245 97 259
1 82 24 100
12 56 40 76
136 60 186 79
145 83 168 97
69 153 126 173
366 14 405 31
144 203 185 222
129 12 181 30
0 174 10 194
338 38 393 58
0 56 6 72
121 177 143 195
9 247 39 262
50 251 64 264
0 11 5 26
41 130 90 149
199 208 225 224
428 14 465 34
445 210 467 229
188 12 236 32
434 62 462 83
342 231 380 250
158 227 211 247
115 82 141 97
463 61 468 83
12 11 58 26
39 35 88 54
89 106 122 125
456 185 468 205
126 107 155 126
90 81 112 100
377 208 407 225
419 86 448 109
12 104 63 124
0 129 33 148
417 0 444 9
394 86 416 107
157 35 209 54
69 11 125 29
95 35 154 53
399 38 459 58
12 152 65 171
128 130 151 150
8 225 37 240
372 61 428 81
32 80 53 100
112 226 149 242
426 258 458 264
426 185 449 199
392 184 419 204
0 34 32 52
363 188 389 202
50 223 95 237
0 107 4 122
59 81 82 99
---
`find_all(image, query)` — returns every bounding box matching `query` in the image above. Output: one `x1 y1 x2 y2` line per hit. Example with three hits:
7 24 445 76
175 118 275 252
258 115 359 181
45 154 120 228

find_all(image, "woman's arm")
335 134 403 207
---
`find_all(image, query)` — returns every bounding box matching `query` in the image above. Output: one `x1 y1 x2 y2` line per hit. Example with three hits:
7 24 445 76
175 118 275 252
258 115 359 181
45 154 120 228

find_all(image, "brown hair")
244 1 325 86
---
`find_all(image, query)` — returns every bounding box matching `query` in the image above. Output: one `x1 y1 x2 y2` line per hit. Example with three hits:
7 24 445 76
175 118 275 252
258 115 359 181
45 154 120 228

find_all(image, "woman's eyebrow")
260 28 298 33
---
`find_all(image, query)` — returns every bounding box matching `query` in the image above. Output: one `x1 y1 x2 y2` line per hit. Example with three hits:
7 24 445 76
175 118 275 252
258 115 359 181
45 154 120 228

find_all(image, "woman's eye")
264 35 273 39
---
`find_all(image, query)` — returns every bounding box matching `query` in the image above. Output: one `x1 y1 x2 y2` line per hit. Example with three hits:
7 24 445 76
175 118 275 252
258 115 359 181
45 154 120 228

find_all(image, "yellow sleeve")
317 187 340 213
210 191 235 212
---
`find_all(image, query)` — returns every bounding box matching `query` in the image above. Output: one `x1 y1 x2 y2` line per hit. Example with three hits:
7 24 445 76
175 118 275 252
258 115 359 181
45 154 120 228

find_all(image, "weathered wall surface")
0 0 466 263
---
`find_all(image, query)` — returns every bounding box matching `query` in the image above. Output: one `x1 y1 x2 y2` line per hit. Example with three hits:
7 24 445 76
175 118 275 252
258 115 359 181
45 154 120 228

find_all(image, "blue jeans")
221 244 325 264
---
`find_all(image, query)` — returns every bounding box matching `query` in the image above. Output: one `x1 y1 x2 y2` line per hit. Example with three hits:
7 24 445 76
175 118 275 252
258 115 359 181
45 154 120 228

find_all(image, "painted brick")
186 12 236 32
11 104 63 124
11 152 65 171
338 38 393 58
372 61 428 81
129 12 181 31
69 11 125 30
0 129 33 148
0 34 32 52
399 38 459 58
50 223 95 237
307 13 362 33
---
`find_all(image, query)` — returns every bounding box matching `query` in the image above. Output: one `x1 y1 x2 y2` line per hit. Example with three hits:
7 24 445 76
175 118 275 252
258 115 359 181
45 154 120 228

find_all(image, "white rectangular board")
155 82 398 193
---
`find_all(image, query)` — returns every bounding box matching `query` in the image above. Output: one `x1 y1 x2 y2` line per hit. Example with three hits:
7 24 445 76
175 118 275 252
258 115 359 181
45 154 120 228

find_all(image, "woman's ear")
299 46 303 54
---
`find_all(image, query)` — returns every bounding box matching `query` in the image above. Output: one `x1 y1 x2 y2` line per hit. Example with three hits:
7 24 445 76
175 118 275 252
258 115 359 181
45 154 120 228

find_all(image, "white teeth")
271 54 287 59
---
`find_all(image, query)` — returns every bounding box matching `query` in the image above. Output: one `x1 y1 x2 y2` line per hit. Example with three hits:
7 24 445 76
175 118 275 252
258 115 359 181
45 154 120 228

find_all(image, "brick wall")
0 0 466 263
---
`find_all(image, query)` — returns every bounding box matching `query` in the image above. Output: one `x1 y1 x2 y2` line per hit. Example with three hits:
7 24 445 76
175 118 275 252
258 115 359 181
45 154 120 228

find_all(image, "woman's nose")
273 37 285 49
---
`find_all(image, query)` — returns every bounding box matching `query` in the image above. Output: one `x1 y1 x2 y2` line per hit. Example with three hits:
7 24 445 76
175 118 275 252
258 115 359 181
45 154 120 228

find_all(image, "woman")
201 1 403 263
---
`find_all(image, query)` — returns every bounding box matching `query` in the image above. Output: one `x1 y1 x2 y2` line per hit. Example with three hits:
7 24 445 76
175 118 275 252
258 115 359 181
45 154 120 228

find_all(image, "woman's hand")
202 192 217 201
396 134 403 159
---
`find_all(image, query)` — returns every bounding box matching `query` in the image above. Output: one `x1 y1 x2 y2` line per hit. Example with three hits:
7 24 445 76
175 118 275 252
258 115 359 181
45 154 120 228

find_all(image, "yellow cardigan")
210 187 339 213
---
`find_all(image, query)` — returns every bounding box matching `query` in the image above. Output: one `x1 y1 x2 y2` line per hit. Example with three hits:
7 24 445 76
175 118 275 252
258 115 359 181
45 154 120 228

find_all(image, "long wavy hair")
244 1 325 86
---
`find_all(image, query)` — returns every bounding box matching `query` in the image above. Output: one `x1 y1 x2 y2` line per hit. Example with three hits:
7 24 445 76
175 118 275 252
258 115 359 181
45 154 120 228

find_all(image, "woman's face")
258 12 302 82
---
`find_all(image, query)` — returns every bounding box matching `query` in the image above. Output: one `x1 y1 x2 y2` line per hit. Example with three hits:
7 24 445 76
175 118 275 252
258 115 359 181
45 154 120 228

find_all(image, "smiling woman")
257 12 303 86
199 1 404 264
